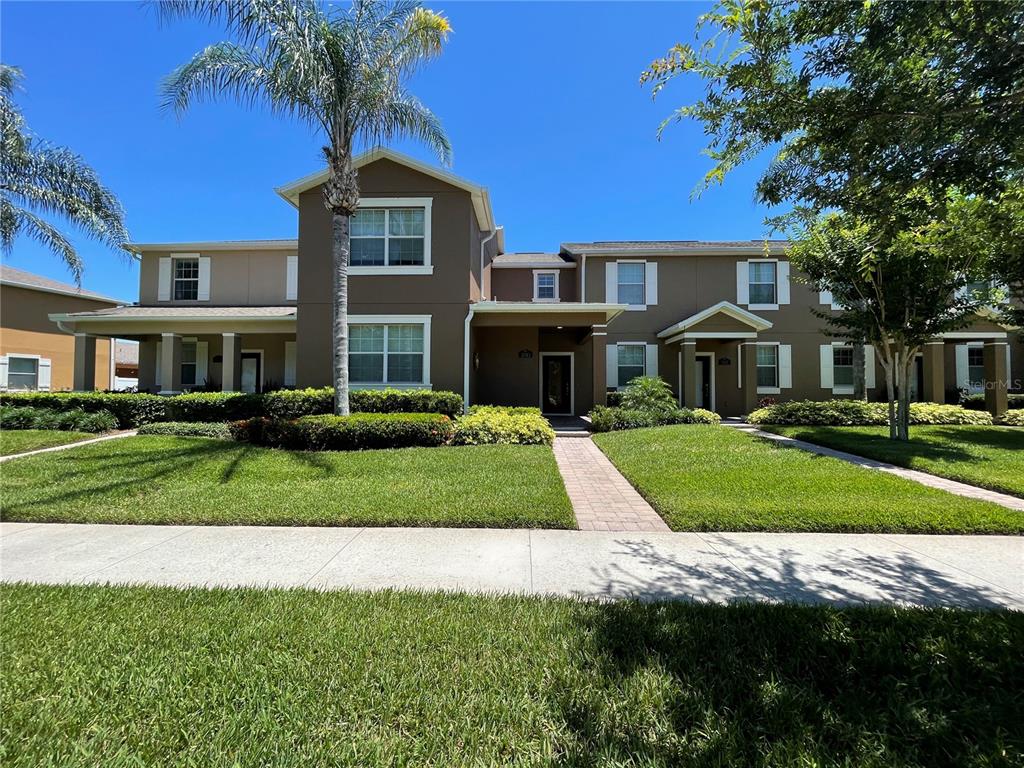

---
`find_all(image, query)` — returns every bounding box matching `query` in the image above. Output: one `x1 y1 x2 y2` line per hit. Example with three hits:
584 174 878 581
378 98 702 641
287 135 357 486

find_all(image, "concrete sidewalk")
2 522 1020 608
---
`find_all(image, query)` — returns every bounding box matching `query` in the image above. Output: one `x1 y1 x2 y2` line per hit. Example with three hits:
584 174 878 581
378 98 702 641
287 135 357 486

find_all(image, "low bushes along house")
748 399 994 426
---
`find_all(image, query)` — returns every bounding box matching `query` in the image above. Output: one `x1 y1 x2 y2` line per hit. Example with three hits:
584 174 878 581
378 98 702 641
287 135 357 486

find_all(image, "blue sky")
2 1 776 302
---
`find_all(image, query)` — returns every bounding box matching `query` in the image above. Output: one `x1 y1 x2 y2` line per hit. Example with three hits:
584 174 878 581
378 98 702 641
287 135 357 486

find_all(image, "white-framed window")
6 355 39 390
617 343 646 387
181 341 198 389
832 346 854 389
533 270 559 302
756 344 778 389
349 198 432 273
173 257 200 300
617 262 646 306
349 318 430 387
749 261 777 306
968 345 985 388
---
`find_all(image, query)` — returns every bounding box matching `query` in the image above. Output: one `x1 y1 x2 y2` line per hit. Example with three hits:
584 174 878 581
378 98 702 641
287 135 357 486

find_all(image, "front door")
240 353 261 394
541 354 572 415
695 356 713 410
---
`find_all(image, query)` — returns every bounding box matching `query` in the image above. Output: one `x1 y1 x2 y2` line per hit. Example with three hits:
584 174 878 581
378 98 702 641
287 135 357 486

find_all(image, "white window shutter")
819 290 833 306
0 355 8 389
197 256 211 301
155 341 162 388
736 261 749 305
864 345 876 389
605 262 618 303
37 358 52 391
195 342 209 385
645 344 659 378
286 255 298 301
777 261 791 304
779 345 792 388
284 341 297 386
955 344 969 389
644 262 658 306
606 344 618 390
820 344 834 389
158 257 172 301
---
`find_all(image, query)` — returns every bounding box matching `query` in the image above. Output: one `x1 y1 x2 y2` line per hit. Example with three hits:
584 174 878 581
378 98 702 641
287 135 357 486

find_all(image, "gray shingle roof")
0 264 123 303
560 240 790 255
57 306 296 319
492 252 574 266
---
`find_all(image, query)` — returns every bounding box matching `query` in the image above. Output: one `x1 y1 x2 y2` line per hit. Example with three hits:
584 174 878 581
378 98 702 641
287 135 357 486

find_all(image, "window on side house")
534 271 557 301
968 346 985 388
173 257 200 300
181 342 198 389
6 356 38 390
617 263 645 306
756 345 779 388
351 207 425 267
833 346 854 388
748 262 777 305
617 344 646 387
350 324 425 385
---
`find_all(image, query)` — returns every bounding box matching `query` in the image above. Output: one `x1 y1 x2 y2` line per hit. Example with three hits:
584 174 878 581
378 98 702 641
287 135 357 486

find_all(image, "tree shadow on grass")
551 597 1023 766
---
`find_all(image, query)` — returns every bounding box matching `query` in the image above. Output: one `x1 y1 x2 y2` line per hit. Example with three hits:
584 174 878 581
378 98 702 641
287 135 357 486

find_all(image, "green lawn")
593 425 1023 534
0 429 94 456
764 424 1024 498
0 435 574 528
2 584 1020 767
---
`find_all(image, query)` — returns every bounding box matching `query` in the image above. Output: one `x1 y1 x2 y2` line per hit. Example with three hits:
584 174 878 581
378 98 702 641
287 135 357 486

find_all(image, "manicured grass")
593 425 1023 533
0 435 574 528
764 424 1024 498
2 584 1020 767
0 429 93 456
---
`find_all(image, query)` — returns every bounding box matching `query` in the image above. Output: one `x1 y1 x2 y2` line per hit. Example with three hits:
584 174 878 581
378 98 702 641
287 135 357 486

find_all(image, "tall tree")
0 65 129 282
160 0 452 414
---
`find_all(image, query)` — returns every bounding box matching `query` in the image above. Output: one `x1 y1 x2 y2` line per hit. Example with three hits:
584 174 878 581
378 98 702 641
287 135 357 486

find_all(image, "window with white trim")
749 262 777 305
968 346 985 388
832 346 854 388
173 257 200 300
534 271 558 301
350 324 425 385
617 262 646 306
617 344 646 387
6 356 38 390
181 342 198 389
756 345 778 388
351 207 425 266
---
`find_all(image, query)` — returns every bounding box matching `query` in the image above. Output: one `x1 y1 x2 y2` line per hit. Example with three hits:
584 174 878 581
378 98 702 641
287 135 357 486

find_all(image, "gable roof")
657 300 774 340
275 147 496 232
0 264 123 304
561 240 789 257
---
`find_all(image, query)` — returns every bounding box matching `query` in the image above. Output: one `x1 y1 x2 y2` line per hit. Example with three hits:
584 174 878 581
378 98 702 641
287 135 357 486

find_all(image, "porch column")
73 333 97 391
159 333 182 395
741 341 759 415
922 340 945 403
984 340 1009 418
681 341 698 408
591 325 607 407
221 333 242 392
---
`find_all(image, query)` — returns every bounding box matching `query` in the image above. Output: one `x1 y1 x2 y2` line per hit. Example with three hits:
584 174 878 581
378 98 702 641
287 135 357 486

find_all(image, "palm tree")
0 64 130 282
159 0 452 415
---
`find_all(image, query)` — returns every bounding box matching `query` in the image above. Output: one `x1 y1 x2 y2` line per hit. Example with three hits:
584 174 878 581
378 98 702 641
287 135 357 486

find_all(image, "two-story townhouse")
50 148 1020 416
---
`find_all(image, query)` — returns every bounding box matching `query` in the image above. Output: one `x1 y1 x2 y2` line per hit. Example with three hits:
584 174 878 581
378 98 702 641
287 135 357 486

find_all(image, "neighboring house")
1 265 123 392
113 340 140 390
49 148 1021 416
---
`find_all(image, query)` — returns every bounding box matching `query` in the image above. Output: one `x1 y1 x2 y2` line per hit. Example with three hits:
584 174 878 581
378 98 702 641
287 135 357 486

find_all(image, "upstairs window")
534 271 558 301
173 257 199 300
833 346 854 388
749 262 777 305
756 345 778 388
617 262 646 306
351 207 425 267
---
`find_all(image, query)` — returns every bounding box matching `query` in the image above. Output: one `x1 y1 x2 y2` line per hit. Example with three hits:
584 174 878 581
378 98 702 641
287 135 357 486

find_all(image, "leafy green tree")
0 65 129 281
160 0 452 414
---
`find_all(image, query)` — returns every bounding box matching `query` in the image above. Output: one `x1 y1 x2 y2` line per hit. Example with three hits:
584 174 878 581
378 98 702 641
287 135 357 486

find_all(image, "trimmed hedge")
137 422 233 439
0 405 117 433
999 409 1024 427
231 413 454 451
748 400 994 426
961 392 1024 411
452 406 555 446
0 392 165 428
165 392 264 422
589 405 721 433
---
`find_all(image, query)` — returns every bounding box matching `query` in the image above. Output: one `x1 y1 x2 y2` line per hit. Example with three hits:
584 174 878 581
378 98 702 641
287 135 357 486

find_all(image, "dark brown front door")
541 354 572 415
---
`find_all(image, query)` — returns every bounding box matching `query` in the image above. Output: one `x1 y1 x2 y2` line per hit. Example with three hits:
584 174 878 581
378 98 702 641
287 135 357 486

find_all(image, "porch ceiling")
658 300 772 343
471 301 626 327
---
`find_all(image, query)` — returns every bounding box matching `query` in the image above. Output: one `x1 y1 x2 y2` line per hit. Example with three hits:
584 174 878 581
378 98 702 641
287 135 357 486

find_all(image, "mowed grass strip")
0 429 94 456
2 583 1021 767
0 435 574 528
593 425 1023 533
764 424 1024 498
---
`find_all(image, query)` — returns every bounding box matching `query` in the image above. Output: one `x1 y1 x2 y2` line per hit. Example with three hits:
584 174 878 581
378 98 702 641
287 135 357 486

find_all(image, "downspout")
463 306 475 414
581 254 587 302
479 226 502 301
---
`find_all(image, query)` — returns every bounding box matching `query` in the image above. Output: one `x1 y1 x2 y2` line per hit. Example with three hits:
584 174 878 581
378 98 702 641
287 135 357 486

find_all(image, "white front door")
240 357 259 393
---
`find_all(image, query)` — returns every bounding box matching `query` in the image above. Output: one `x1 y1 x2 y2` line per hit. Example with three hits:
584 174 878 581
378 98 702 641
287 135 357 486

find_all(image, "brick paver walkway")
553 437 671 531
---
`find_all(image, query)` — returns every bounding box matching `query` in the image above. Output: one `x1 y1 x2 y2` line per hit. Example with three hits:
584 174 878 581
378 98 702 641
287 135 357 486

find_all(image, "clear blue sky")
2 1 776 302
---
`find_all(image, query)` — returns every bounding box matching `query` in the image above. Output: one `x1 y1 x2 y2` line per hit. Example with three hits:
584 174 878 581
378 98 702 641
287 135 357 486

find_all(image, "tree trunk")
332 211 350 416
895 353 910 441
853 343 866 401
879 345 897 440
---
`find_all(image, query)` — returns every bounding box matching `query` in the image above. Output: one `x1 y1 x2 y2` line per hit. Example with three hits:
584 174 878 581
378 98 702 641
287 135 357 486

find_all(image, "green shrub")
261 388 333 419
165 392 264 422
605 390 624 407
0 392 165 428
998 409 1024 426
0 405 117 433
960 392 1024 411
748 399 993 426
231 412 454 451
618 376 677 414
137 422 233 439
589 405 721 432
453 406 555 445
350 388 463 419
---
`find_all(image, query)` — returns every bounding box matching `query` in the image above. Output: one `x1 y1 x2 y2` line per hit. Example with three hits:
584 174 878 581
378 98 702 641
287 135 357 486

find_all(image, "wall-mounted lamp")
473 352 480 370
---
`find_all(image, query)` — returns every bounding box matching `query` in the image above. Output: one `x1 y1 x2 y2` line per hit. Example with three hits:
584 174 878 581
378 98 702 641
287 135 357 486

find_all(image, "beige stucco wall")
490 268 577 303
138 248 296 306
